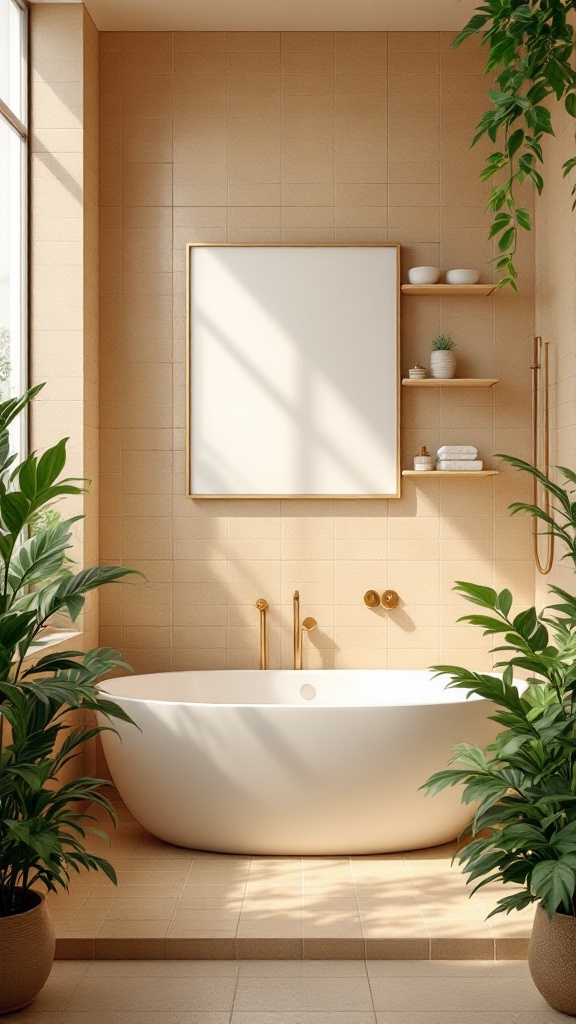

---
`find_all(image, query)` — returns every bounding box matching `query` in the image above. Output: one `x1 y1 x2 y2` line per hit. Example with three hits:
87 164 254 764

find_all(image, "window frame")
0 0 29 460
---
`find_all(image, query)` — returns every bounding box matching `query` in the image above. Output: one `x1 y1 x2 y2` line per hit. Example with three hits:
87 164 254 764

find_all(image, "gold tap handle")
255 598 269 669
531 337 554 575
293 591 302 670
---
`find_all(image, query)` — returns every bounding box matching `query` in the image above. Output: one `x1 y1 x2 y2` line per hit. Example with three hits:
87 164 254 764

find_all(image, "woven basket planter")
529 903 576 1016
0 891 55 1015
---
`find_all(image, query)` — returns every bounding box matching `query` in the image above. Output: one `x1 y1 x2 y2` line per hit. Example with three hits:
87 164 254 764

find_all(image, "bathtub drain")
300 684 317 701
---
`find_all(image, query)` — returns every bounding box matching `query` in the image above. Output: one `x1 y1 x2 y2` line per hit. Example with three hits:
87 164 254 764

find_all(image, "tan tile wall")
520 8 576 609
31 2 86 507
83 7 100 632
99 31 535 674
535 97 576 604
30 4 100 775
30 4 100 649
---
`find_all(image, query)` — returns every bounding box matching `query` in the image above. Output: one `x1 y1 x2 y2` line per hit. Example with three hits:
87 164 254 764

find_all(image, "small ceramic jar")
414 446 434 471
408 364 427 380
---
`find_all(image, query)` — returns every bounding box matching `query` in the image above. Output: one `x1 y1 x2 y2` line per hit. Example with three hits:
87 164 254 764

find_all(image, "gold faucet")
255 598 269 670
293 590 317 670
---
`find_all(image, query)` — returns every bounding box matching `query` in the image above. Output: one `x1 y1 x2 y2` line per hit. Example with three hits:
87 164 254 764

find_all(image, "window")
0 0 28 458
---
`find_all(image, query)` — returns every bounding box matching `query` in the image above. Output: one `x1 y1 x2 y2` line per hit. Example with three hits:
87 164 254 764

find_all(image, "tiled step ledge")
56 935 529 962
51 796 532 963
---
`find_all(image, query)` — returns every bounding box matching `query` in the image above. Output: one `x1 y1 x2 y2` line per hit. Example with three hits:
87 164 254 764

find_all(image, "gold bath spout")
255 598 269 670
293 590 317 670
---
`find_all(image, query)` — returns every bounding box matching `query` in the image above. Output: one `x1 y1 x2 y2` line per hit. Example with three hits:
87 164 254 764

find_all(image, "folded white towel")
436 459 484 471
437 445 478 458
436 451 478 461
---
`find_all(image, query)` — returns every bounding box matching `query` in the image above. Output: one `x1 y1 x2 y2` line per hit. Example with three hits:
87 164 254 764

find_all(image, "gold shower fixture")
531 336 554 575
363 590 399 609
255 598 269 670
293 591 317 670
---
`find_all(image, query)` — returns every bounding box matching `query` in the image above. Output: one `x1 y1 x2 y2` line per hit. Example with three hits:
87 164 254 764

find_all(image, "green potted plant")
0 385 138 1014
430 333 456 379
454 1 576 289
423 454 576 1015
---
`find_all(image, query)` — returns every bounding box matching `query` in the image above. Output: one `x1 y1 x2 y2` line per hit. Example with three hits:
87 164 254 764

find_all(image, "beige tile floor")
4 959 565 1024
49 795 534 961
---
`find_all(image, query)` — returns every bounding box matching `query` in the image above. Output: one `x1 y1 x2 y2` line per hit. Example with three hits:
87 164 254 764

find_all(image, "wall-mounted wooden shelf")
402 378 499 388
401 284 496 296
402 470 500 478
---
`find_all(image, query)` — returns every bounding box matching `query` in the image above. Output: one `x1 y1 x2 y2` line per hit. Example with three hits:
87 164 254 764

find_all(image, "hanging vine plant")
454 0 576 290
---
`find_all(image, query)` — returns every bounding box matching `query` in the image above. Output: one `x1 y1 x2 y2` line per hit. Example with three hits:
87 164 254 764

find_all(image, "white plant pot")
430 351 456 379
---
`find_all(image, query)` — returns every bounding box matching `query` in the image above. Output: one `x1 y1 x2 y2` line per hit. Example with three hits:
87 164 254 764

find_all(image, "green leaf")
36 439 69 491
498 227 516 252
458 614 511 635
510 5 532 24
512 606 537 638
18 455 37 501
1 491 29 535
453 581 498 609
64 593 85 623
89 856 117 886
550 822 576 857
486 890 535 918
545 58 567 101
452 12 490 49
0 610 36 650
565 93 576 117
496 589 513 617
497 454 573 515
8 516 77 593
5 764 46 790
531 858 576 918
526 105 554 135
37 565 143 624
507 128 524 158
0 385 43 434
488 212 512 239
515 208 531 230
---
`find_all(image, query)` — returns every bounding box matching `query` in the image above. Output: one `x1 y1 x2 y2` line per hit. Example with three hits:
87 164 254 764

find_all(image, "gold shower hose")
531 335 554 575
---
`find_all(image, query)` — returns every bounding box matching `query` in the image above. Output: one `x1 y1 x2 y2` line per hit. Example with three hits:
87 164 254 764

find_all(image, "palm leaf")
0 386 139 914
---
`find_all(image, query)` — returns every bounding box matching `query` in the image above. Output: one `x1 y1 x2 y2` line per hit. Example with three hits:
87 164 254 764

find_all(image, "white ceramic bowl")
407 266 441 285
445 269 481 285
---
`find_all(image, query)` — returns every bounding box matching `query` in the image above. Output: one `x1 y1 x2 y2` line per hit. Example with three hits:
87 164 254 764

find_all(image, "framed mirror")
186 243 400 499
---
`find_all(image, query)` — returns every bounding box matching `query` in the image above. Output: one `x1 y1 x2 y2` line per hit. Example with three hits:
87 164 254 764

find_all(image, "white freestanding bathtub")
98 669 498 856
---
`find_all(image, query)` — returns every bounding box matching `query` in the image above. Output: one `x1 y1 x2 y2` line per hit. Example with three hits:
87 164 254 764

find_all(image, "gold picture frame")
185 242 401 500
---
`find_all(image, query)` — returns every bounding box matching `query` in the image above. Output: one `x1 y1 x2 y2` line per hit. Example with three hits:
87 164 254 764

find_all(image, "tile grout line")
235 855 253 940
60 958 92 1008
403 852 433 959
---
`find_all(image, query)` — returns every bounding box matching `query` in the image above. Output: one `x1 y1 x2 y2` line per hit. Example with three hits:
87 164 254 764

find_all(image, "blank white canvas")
188 245 399 497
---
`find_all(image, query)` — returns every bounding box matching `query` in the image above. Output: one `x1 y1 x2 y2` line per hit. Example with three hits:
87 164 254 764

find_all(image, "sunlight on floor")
46 794 534 960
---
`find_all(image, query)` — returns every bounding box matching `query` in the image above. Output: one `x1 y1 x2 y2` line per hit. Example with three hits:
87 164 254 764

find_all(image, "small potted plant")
423 455 576 1016
430 333 456 379
0 385 138 1014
